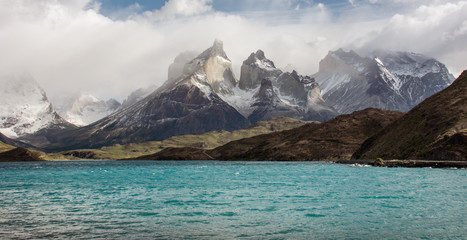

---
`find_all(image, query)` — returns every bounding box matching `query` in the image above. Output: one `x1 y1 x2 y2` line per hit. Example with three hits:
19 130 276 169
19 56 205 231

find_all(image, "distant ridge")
313 49 454 114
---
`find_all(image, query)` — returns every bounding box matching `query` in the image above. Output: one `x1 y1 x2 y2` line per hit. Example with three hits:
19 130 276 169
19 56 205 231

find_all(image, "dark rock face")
238 50 282 90
132 147 207 160
63 150 97 159
238 50 338 123
248 79 303 123
0 147 43 162
275 71 308 105
353 70 467 161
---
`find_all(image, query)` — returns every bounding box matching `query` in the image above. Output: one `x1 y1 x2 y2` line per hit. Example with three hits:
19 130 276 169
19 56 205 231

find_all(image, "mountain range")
313 49 454 113
0 40 457 153
134 71 466 162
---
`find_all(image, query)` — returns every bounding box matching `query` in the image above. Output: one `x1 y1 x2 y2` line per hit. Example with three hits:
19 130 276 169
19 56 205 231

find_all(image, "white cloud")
142 0 213 21
359 1 467 75
0 0 465 103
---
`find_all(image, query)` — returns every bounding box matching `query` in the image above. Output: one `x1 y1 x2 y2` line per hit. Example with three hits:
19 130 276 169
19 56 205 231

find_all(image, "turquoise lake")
0 160 466 239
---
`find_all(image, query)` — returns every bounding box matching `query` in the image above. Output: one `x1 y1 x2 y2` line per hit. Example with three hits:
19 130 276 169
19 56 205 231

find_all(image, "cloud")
0 0 465 103
142 0 213 21
359 1 467 75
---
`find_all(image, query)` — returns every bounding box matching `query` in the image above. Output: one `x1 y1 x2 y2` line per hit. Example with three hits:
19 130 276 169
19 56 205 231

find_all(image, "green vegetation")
60 117 309 160
375 158 385 166
0 142 15 153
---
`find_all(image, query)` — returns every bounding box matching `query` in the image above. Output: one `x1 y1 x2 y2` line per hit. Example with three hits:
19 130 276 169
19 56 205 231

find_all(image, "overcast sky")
1 0 466 101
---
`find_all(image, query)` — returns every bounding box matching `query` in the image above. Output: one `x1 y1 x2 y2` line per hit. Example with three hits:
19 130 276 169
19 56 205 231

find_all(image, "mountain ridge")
313 49 455 114
353 70 467 160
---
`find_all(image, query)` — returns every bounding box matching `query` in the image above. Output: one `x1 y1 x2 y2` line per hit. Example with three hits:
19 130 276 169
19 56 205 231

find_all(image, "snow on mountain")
248 78 303 123
313 49 455 114
0 74 73 138
234 50 337 122
55 93 121 126
41 40 250 151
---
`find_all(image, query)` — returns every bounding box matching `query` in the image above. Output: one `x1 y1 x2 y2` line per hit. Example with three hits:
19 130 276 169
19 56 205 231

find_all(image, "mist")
0 0 465 102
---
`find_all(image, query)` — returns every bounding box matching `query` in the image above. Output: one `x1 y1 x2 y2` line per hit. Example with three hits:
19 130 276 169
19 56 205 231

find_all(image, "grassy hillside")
0 141 15 153
61 117 308 160
136 108 403 161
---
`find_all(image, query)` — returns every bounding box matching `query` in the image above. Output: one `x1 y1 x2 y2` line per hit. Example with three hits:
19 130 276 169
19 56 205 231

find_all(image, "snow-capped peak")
55 93 121 126
245 49 277 71
313 48 455 114
0 74 69 138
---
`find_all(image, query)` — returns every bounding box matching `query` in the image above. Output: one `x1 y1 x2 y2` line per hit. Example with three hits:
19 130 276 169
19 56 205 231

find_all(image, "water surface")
0 160 466 239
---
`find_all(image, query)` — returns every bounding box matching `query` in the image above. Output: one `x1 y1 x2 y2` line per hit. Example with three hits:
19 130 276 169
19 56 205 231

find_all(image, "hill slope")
353 70 467 160
136 108 403 161
63 117 307 160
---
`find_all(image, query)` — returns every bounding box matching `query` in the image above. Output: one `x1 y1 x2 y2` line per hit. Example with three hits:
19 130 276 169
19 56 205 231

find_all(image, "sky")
0 0 466 102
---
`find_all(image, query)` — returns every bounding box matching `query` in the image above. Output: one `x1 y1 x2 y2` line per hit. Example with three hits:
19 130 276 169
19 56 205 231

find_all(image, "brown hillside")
0 147 44 162
353 70 467 160
137 108 403 161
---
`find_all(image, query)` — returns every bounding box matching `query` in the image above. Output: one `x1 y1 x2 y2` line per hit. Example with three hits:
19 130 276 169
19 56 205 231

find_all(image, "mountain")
353 70 467 161
247 78 303 123
55 93 121 126
0 74 75 140
120 84 158 109
42 40 250 151
135 108 403 161
313 49 455 114
229 50 337 122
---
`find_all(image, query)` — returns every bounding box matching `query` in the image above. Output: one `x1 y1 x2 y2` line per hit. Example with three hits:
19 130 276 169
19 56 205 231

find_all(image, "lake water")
0 160 466 239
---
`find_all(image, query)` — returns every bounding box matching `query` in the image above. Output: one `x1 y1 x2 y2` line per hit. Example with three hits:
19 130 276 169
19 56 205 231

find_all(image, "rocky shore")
336 159 467 168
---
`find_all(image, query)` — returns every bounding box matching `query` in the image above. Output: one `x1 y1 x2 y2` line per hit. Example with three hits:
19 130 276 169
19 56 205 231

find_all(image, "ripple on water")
0 160 465 239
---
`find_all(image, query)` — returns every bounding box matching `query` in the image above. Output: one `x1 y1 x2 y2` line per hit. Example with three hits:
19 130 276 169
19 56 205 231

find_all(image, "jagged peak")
197 39 230 61
329 48 363 61
254 78 276 100
290 70 299 79
243 49 277 70
255 49 265 60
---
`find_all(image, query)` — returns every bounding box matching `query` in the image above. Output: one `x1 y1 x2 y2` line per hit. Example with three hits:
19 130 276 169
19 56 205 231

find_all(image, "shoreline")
0 157 466 168
336 159 467 168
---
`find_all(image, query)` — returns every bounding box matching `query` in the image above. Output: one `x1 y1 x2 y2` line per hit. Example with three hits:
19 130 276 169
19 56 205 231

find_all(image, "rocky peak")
290 70 299 80
254 78 276 100
239 50 281 90
197 39 229 61
318 49 368 74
